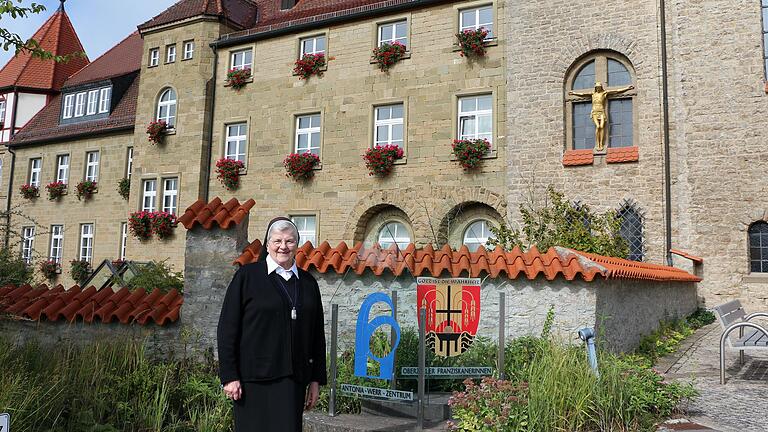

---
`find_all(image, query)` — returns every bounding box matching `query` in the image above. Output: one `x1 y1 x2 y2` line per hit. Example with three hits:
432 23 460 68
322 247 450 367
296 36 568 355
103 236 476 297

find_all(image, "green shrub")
0 248 32 286
448 377 529 432
124 260 183 293
636 308 716 364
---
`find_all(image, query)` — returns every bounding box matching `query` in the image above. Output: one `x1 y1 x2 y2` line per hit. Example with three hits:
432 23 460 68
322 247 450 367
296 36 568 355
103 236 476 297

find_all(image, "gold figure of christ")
569 82 634 152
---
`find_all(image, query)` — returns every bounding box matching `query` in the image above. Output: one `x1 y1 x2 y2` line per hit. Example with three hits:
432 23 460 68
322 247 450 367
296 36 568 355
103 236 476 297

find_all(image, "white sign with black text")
340 384 414 401
0 413 9 432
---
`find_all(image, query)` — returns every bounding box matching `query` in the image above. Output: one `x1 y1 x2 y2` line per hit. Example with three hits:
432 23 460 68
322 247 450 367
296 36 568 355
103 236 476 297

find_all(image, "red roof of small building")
138 0 259 31
63 32 143 87
0 284 182 325
0 4 89 91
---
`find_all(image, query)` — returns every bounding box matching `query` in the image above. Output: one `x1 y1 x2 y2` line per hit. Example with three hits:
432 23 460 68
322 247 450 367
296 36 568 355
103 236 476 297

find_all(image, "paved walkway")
655 322 768 432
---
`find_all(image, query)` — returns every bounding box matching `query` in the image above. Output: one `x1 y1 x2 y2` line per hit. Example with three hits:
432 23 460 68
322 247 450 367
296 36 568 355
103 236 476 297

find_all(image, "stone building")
2 0 767 310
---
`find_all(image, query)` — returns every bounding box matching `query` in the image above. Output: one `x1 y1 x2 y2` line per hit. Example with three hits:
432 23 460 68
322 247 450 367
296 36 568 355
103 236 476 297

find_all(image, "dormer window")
86 90 98 115
61 85 114 122
74 93 85 117
280 0 297 9
99 88 111 113
0 99 6 125
63 94 74 119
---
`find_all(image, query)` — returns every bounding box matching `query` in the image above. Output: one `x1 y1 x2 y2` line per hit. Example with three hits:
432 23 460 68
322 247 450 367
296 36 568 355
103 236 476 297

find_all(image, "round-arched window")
378 221 411 250
157 88 177 127
463 220 494 252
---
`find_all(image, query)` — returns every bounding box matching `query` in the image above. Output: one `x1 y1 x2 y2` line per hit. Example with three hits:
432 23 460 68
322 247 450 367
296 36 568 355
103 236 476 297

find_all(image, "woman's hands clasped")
223 380 242 400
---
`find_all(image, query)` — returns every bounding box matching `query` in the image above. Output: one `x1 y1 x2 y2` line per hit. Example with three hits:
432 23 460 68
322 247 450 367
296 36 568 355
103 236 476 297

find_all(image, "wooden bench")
714 300 768 384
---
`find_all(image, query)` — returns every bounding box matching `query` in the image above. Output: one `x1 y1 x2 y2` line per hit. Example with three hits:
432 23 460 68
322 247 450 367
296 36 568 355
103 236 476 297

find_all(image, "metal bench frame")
714 300 768 384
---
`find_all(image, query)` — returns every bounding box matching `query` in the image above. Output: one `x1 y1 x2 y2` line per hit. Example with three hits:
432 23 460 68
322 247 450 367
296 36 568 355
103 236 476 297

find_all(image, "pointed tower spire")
59 0 66 11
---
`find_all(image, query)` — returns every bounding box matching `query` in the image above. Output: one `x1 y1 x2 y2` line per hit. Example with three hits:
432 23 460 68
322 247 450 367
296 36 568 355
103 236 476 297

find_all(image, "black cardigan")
217 261 327 386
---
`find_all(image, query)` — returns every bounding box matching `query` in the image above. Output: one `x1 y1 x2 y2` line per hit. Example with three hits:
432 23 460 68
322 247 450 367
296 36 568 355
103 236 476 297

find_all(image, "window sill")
451 38 499 52
239 167 248 175
369 51 412 65
743 273 768 284
181 57 194 62
163 129 177 136
393 157 407 165
450 149 497 162
292 65 328 77
148 64 159 69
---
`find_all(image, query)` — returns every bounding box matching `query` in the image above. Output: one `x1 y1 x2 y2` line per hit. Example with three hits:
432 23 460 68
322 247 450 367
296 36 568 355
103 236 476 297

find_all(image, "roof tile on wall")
562 149 594 166
0 284 182 325
179 197 256 230
606 146 639 163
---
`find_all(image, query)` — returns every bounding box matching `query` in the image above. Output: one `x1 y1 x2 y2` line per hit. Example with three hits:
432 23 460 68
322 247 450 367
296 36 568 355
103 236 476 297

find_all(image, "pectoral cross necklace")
275 274 299 320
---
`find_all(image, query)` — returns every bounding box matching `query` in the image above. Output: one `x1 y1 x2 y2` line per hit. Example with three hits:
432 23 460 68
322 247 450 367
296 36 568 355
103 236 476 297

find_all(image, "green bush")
0 248 32 286
636 308 716 364
124 260 183 293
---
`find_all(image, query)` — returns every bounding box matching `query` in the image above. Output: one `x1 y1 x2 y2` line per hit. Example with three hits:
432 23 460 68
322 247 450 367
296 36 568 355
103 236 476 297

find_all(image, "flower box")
69 259 91 285
363 144 404 176
46 181 66 200
293 53 327 80
118 177 130 200
76 180 97 201
216 158 245 191
456 27 490 58
39 260 60 281
147 120 168 145
452 138 490 170
19 184 39 200
372 42 407 71
129 211 153 241
150 211 178 239
226 68 252 90
284 152 320 181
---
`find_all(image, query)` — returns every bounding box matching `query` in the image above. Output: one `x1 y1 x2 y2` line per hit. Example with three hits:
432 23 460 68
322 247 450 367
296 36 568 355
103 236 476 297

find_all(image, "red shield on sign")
416 277 481 357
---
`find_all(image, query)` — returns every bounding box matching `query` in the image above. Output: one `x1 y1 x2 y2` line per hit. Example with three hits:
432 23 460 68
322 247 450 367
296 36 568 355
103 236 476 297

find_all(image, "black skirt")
233 377 306 432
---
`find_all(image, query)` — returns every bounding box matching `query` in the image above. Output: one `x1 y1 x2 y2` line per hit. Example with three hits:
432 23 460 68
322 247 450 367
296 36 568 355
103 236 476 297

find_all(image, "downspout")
201 46 218 202
660 0 673 266
4 89 19 247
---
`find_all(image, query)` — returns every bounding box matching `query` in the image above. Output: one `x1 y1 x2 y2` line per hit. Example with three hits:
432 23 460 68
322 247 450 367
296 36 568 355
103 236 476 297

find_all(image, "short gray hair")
267 219 299 243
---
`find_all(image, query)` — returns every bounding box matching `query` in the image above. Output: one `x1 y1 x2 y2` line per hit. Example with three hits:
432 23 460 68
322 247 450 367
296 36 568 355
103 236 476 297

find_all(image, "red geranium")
456 27 490 58
372 42 407 71
46 181 66 200
452 138 490 170
293 53 327 80
226 68 251 90
129 211 153 240
363 144 404 176
216 158 245 191
20 184 39 200
150 211 177 239
147 120 167 144
284 152 320 181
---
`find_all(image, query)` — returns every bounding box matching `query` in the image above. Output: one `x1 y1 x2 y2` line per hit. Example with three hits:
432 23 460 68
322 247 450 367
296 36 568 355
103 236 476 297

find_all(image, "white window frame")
291 215 317 246
378 20 408 47
374 104 404 148
86 90 98 115
142 179 157 212
149 48 159 67
300 35 326 56
230 49 253 70
85 151 99 182
21 226 34 264
0 99 6 124
157 88 177 128
126 147 133 179
162 177 178 215
459 5 494 39
378 221 411 250
458 94 493 145
79 223 94 263
166 44 176 63
29 157 41 187
295 114 321 155
56 154 69 184
183 40 194 60
225 123 247 163
49 225 63 263
120 222 127 260
98 87 111 113
74 92 86 117
62 94 74 119
463 220 494 252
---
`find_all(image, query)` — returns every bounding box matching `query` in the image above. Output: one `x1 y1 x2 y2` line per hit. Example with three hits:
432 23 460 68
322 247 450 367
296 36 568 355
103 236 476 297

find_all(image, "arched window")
157 88 177 128
749 221 768 273
617 202 643 261
463 220 495 252
566 53 636 151
378 221 411 250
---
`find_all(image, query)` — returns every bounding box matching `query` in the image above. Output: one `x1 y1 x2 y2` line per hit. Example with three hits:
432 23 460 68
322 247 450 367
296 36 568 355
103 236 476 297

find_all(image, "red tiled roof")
138 0 258 31
0 5 89 91
63 32 142 87
234 241 701 283
0 284 182 325
670 248 704 264
10 74 139 145
179 197 256 230
562 149 594 167
606 146 639 163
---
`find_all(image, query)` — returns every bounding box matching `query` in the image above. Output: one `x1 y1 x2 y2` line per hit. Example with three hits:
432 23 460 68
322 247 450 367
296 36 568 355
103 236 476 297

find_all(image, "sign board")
340 384 414 401
400 366 492 378
416 277 481 357
354 292 400 380
0 413 9 432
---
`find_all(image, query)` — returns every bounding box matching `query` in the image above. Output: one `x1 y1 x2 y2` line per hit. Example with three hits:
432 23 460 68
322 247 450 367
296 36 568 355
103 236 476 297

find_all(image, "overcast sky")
0 0 179 65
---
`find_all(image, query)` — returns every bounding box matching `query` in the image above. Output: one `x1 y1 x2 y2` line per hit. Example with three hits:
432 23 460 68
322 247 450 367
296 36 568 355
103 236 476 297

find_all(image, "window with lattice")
749 221 768 273
617 202 643 261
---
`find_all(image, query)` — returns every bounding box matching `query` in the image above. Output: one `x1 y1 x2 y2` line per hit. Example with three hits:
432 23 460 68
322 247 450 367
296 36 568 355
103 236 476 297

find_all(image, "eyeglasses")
270 239 297 247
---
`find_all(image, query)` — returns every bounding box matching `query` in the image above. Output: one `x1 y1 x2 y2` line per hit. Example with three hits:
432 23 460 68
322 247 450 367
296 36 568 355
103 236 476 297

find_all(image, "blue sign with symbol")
354 292 400 380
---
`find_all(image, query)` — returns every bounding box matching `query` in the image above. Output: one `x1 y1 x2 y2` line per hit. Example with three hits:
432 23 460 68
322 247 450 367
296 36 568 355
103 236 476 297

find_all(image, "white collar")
266 254 299 280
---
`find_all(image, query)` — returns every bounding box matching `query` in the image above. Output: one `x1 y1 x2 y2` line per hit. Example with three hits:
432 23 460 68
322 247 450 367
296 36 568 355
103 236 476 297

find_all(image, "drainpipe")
659 0 673 266
4 89 19 247
201 46 218 202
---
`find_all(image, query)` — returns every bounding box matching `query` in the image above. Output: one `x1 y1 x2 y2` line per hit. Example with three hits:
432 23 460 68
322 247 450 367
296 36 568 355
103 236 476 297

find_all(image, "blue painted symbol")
354 292 400 380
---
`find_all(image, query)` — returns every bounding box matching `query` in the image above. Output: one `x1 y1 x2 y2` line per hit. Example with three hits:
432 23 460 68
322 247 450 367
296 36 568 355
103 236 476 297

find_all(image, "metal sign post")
329 304 338 417
498 292 505 380
390 290 398 390
417 307 426 430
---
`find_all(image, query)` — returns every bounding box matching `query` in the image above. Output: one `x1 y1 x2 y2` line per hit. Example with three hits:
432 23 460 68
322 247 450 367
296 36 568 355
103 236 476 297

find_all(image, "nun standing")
217 217 327 431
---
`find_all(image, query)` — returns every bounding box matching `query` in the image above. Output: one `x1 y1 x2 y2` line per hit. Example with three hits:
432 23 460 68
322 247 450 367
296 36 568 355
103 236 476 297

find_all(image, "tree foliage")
0 1 81 62
124 260 184 294
0 247 32 285
487 186 628 258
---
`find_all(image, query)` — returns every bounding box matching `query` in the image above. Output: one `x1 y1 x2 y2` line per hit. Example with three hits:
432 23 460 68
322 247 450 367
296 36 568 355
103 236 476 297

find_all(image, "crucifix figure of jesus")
569 82 634 152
